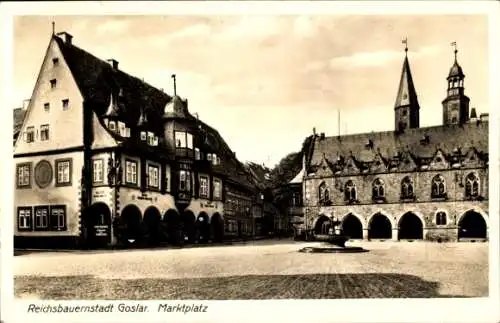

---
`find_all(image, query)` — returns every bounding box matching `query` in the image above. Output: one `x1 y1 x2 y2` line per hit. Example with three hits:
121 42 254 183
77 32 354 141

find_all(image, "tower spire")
394 39 420 132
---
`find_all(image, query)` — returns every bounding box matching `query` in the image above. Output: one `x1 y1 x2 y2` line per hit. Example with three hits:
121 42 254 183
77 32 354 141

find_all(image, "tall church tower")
442 43 470 125
394 41 420 132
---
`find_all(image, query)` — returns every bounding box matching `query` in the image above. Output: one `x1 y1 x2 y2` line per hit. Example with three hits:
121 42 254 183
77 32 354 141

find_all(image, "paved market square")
14 240 488 300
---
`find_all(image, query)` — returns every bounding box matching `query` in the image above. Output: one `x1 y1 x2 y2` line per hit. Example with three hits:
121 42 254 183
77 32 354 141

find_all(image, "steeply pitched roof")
54 35 172 134
13 108 26 138
394 55 420 109
308 121 488 171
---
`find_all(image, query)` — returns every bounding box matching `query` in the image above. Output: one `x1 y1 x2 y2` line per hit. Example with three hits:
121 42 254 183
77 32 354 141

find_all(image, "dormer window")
52 58 59 66
212 154 218 165
140 131 147 141
147 132 155 146
50 79 57 89
207 154 213 162
195 148 201 160
108 121 116 131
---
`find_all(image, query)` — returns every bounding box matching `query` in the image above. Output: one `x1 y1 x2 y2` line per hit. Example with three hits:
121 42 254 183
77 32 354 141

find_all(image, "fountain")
298 216 367 253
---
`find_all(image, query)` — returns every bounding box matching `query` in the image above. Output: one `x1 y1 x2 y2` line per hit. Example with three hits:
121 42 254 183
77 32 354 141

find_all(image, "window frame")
435 211 447 226
17 207 33 231
92 159 104 184
199 175 209 198
213 179 222 200
124 159 139 186
372 178 385 200
318 182 330 205
50 78 57 89
55 158 72 187
34 205 50 231
344 180 357 202
401 176 415 200
431 174 447 199
25 126 35 143
16 162 32 189
147 163 160 189
465 172 481 198
40 124 50 141
50 205 67 231
178 169 191 192
44 102 50 111
62 99 69 110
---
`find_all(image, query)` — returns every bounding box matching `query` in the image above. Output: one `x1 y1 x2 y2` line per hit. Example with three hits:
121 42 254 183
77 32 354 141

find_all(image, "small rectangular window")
62 99 69 110
40 124 49 141
34 206 49 230
108 121 116 131
17 207 32 231
92 159 104 183
50 79 57 89
147 164 159 189
52 58 59 66
25 126 35 143
44 103 50 111
125 160 138 185
199 176 209 198
213 179 222 200
55 159 72 186
50 205 67 231
16 163 31 188
195 148 201 160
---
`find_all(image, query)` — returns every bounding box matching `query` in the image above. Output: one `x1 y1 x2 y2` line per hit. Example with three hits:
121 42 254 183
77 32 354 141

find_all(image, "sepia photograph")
2 1 499 323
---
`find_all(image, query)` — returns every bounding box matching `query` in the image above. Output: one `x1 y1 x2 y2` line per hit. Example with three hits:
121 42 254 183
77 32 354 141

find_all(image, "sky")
13 15 488 167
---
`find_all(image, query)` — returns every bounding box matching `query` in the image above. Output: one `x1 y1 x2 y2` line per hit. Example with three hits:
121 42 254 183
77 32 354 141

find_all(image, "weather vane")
451 41 458 61
402 37 408 54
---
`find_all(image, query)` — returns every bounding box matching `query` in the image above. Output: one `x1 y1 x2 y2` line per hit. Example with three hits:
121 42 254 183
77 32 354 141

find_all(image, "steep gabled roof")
308 122 488 172
54 35 172 134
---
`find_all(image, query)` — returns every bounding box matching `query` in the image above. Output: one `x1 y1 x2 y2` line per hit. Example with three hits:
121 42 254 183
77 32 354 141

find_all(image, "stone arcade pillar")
392 227 399 241
362 228 369 240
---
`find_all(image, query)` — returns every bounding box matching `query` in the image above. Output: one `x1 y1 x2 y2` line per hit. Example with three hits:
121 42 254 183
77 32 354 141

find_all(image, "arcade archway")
182 210 196 243
342 214 363 239
458 210 487 240
211 213 224 242
82 202 112 249
398 212 423 240
314 215 331 235
143 206 162 246
197 212 210 243
119 204 143 246
163 209 181 245
368 213 392 240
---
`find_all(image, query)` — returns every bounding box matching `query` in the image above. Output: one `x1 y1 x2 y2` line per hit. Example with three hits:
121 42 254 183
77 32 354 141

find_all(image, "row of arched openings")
81 202 224 248
314 210 487 241
318 172 480 204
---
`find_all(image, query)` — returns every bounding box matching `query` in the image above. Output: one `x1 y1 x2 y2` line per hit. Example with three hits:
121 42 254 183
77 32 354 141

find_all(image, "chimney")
479 113 489 122
22 99 30 110
56 32 73 45
312 127 316 136
107 59 119 70
470 107 478 121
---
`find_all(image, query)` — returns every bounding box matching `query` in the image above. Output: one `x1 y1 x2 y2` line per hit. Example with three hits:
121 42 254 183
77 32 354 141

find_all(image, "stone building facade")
297 47 489 242
13 29 258 249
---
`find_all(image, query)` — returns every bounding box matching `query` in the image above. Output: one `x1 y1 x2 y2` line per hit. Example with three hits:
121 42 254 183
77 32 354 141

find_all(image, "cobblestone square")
14 240 488 300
